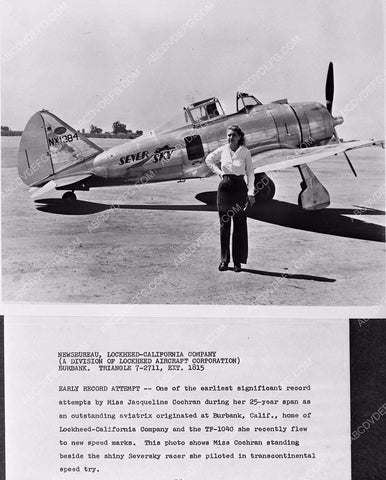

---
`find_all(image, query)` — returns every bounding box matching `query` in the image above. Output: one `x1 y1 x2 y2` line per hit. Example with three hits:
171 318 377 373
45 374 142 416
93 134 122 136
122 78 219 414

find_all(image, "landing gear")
254 173 275 202
62 191 77 202
297 164 330 210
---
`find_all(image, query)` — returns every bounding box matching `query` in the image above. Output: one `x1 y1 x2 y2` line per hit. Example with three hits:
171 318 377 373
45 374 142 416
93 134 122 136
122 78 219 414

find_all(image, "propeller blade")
325 62 334 113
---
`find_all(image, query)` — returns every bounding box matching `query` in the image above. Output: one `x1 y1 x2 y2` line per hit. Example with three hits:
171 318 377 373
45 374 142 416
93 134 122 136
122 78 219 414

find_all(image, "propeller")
325 62 334 113
325 62 357 176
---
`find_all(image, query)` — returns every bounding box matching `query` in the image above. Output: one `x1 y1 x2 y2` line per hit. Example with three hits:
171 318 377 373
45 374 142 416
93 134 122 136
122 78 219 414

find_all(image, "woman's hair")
227 124 246 146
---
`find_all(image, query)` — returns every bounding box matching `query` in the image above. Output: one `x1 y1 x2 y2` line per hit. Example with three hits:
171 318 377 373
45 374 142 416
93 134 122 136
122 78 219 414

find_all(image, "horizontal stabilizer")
29 181 57 199
54 173 92 188
29 173 92 198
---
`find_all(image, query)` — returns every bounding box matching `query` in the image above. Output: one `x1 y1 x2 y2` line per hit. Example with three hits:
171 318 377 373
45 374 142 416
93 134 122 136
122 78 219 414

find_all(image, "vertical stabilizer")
18 110 103 187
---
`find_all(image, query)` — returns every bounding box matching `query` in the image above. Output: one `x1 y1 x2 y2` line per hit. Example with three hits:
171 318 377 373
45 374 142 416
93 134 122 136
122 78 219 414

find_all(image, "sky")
1 0 384 139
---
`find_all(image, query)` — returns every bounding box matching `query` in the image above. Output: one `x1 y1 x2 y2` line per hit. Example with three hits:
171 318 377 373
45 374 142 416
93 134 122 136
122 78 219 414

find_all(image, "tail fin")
18 110 103 187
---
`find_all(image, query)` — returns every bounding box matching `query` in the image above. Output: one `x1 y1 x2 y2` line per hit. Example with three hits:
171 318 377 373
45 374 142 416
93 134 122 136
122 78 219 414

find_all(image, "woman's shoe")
234 264 242 272
218 262 228 271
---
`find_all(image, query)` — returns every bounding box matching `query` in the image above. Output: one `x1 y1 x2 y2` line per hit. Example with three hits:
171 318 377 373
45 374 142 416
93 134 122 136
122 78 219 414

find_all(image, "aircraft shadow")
35 198 111 215
35 198 217 215
245 200 385 243
195 192 385 243
35 192 385 242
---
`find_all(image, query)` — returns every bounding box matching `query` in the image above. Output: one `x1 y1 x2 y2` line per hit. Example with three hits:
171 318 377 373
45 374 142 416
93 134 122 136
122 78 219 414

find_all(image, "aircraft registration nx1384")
18 63 382 210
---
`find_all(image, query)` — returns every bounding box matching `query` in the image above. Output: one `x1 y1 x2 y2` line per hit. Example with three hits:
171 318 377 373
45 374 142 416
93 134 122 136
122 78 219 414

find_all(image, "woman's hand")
248 194 255 206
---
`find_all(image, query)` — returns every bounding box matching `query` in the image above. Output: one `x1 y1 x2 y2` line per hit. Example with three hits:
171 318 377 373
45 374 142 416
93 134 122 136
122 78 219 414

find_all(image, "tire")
254 173 275 201
62 191 77 202
298 181 306 207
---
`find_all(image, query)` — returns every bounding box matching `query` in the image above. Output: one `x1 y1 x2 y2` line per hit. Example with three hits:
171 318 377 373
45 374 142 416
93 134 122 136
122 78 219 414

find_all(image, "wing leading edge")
251 139 384 173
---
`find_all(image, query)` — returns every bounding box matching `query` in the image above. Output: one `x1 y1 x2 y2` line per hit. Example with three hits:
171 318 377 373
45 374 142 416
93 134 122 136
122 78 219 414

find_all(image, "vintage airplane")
18 63 382 210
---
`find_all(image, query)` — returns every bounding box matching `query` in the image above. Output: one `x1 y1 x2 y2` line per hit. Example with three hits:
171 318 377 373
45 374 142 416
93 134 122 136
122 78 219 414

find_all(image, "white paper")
5 316 350 479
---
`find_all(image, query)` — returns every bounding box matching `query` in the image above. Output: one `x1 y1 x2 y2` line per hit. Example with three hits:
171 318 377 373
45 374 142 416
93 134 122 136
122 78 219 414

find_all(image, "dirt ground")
1 136 385 305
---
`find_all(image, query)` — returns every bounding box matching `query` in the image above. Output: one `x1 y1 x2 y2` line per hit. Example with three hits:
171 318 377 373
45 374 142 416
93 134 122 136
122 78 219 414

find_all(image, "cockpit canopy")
184 93 263 125
236 92 262 113
184 97 225 124
154 92 265 135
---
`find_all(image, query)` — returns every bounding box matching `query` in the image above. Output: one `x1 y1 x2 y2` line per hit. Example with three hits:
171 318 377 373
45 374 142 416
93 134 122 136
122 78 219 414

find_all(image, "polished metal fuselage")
88 101 335 188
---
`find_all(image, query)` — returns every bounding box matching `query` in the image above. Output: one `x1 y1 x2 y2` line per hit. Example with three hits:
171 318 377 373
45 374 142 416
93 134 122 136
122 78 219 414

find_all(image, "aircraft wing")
251 139 383 173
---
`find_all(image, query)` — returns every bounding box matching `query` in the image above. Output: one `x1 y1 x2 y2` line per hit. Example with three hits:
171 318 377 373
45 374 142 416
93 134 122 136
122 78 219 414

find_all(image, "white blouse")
205 144 255 196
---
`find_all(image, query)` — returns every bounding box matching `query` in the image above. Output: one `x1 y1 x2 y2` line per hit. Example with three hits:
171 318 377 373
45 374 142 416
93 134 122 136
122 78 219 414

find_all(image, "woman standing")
205 125 255 272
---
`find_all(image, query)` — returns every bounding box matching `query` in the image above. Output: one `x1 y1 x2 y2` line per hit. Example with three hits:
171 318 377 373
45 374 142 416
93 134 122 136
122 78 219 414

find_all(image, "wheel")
62 191 77 202
254 173 275 201
297 181 306 207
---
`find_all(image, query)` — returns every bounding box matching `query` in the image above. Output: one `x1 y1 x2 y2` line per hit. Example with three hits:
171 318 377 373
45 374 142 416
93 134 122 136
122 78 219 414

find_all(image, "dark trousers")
217 175 248 265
